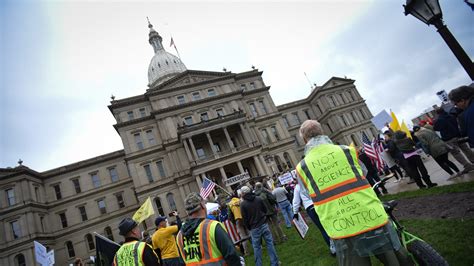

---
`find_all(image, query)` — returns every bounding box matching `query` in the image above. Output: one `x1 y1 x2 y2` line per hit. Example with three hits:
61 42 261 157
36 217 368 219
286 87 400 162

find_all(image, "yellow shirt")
228 197 242 220
151 225 179 259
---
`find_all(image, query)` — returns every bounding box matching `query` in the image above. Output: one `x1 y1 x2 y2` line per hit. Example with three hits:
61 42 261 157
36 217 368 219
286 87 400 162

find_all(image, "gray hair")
255 182 263 189
299 120 324 142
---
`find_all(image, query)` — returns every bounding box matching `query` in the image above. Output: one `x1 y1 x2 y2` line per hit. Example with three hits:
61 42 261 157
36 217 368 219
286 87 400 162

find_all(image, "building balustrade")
177 110 245 134
190 141 259 166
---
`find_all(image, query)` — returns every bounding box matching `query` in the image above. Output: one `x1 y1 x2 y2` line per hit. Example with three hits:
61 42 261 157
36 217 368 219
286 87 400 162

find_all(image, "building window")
65 241 75 258
144 165 154 183
91 173 101 188
156 160 166 178
154 197 165 216
134 133 144 150
53 184 62 200
167 193 177 211
249 82 255 90
283 152 293 169
127 111 134 120
258 100 267 114
72 179 81 193
282 116 289 127
14 254 26 266
192 92 201 101
340 115 348 126
293 136 299 146
116 194 125 208
249 103 258 117
34 187 39 201
240 84 246 90
196 148 205 159
304 109 311 120
316 104 322 115
85 234 95 250
360 109 366 119
351 112 358 123
184 116 193 126
213 143 221 152
200 112 209 122
261 129 270 144
216 108 224 117
6 188 15 206
97 199 107 214
104 226 114 241
275 156 284 172
11 220 21 239
146 130 155 145
293 112 301 125
271 126 280 141
40 216 45 232
59 212 68 228
177 95 186 105
78 206 88 221
139 108 146 117
109 168 119 183
207 88 216 97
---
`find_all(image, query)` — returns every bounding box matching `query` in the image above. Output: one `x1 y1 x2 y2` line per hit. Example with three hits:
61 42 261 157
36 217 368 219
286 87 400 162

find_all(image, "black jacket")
433 111 461 141
241 192 267 230
180 218 240 266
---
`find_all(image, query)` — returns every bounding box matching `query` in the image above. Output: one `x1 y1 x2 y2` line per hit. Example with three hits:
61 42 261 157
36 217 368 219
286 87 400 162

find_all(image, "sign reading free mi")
224 173 250 186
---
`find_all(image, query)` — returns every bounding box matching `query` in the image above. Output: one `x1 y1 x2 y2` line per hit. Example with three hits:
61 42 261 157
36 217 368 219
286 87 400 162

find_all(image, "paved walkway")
383 153 474 194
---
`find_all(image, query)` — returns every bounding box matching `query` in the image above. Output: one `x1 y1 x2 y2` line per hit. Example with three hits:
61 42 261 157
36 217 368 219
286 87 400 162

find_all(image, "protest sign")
278 173 293 185
34 241 48 266
224 172 250 186
293 213 309 239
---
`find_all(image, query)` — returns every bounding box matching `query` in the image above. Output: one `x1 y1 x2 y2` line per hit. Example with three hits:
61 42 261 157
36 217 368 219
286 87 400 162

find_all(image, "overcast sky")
1 0 473 171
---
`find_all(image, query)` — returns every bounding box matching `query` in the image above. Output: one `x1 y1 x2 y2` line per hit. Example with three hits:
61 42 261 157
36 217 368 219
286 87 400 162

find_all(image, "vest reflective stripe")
296 144 388 239
176 219 226 266
114 240 146 266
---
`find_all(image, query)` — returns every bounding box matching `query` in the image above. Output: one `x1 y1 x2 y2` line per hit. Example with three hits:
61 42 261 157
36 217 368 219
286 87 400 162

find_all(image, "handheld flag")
362 132 385 172
400 121 413 139
95 233 120 266
200 177 216 199
389 110 401 131
132 197 154 223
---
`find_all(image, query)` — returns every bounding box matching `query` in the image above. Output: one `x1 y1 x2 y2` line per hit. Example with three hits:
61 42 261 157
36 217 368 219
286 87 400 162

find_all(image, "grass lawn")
244 181 474 266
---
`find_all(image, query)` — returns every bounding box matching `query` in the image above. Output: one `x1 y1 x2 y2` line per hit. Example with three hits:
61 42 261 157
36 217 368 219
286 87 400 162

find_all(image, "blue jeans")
278 199 294 228
250 223 279 266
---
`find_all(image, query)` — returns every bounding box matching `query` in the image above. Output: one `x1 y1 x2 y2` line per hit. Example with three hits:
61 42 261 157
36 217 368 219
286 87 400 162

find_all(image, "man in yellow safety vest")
176 192 241 266
295 120 412 266
113 217 160 266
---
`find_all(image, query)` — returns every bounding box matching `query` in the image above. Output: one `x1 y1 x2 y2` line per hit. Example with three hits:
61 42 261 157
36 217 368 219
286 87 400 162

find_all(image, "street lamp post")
403 0 474 80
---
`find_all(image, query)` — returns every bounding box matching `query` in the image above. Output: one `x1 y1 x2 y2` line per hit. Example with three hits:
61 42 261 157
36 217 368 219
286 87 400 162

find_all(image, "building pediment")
148 70 234 93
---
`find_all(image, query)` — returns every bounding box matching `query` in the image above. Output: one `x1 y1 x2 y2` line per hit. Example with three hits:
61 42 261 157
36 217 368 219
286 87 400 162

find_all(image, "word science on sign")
224 173 250 186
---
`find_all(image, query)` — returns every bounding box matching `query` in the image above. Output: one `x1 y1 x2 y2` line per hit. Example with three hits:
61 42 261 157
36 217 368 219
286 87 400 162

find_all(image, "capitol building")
0 21 378 265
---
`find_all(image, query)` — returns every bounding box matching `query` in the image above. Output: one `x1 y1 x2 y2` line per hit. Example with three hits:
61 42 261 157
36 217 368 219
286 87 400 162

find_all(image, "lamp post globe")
403 0 474 80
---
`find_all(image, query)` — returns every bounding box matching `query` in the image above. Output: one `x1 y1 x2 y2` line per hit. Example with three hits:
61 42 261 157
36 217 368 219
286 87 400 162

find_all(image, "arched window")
351 134 359 146
14 254 26 266
283 152 293 169
85 233 95 250
166 193 177 212
274 156 284 172
154 197 165 216
65 241 75 258
104 226 114 241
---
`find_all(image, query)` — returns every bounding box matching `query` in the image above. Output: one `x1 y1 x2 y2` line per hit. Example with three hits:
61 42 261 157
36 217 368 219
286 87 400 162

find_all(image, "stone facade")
0 27 378 266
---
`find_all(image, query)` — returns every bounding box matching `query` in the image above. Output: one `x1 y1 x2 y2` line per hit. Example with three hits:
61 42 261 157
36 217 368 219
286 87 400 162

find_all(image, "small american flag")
362 132 385 172
200 177 216 199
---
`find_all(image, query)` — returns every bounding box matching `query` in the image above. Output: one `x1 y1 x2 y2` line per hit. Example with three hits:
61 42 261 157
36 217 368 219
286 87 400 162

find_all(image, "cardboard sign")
224 173 250 186
293 213 309 239
278 173 293 185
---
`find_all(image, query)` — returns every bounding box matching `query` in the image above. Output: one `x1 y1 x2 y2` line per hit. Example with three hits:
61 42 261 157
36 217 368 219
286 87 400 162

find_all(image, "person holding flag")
113 217 160 265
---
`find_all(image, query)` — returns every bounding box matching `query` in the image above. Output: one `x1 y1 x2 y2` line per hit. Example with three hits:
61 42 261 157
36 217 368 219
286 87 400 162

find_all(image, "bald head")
299 120 324 143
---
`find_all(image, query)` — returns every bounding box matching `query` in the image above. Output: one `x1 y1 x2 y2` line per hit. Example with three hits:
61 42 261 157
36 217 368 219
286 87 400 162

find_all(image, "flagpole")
93 232 121 245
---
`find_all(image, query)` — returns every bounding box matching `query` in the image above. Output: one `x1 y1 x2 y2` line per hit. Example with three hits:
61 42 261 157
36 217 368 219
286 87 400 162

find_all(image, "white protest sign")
224 172 250 186
47 250 54 265
278 173 293 185
34 241 48 266
293 213 309 239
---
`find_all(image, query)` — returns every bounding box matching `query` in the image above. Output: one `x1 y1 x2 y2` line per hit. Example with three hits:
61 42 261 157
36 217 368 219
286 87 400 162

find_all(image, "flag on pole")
389 110 401 131
170 36 181 59
200 177 216 199
170 37 175 47
362 132 385 172
400 120 413 139
132 197 154 223
95 233 120 266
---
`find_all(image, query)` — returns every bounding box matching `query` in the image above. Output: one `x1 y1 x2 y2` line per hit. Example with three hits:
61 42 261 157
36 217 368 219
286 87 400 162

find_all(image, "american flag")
200 177 216 199
362 132 385 172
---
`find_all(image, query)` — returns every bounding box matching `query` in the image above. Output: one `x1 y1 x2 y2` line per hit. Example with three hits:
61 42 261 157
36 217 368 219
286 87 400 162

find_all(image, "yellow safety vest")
176 219 226 266
113 240 146 266
296 144 388 239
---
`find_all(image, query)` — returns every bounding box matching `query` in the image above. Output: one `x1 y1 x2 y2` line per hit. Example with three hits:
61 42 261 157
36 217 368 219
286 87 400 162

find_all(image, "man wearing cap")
113 218 160 266
240 186 280 266
152 211 184 266
176 192 240 266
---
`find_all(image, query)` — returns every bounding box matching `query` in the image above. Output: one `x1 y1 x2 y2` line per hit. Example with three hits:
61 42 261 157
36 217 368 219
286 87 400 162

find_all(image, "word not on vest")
182 231 202 261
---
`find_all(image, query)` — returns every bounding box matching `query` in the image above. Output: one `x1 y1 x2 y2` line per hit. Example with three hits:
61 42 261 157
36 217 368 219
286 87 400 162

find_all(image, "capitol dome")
146 20 187 87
